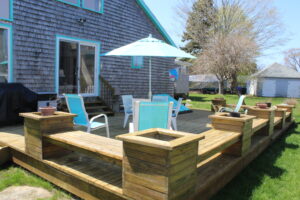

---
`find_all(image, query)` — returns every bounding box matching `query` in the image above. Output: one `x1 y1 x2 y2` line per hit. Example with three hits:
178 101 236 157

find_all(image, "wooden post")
117 129 204 200
209 113 255 156
247 107 275 136
276 104 295 122
20 112 76 160
275 109 286 129
0 146 11 165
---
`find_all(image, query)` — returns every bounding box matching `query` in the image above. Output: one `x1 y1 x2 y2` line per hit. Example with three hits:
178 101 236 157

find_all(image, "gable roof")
136 0 176 47
252 63 300 79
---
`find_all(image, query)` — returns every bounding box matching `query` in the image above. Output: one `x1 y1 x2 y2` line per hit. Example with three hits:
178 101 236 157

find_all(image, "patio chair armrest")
129 122 134 133
90 114 109 124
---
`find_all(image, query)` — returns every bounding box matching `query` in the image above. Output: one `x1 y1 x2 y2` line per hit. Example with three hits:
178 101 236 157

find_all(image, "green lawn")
0 94 299 200
188 93 300 200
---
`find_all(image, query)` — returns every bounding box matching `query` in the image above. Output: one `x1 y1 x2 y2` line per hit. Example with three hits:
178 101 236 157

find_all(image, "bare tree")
193 34 258 93
284 48 300 72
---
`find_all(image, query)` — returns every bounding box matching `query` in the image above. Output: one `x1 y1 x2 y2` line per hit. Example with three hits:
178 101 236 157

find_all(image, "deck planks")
252 118 269 133
0 132 25 152
198 130 241 162
274 117 283 126
44 131 123 166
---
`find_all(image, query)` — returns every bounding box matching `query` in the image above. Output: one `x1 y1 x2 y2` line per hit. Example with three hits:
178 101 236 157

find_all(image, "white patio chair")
171 98 183 131
122 95 133 128
64 94 110 137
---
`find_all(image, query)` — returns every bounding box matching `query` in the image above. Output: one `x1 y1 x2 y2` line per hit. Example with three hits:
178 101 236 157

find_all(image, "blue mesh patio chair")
129 101 173 132
64 94 110 137
152 95 169 102
219 95 246 113
122 95 133 128
171 98 183 131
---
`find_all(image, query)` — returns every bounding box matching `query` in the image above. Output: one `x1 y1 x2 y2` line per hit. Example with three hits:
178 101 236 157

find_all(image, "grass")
0 164 72 200
188 93 300 200
0 93 299 200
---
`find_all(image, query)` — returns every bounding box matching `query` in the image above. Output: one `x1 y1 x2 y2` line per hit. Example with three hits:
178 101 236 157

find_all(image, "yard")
0 94 299 200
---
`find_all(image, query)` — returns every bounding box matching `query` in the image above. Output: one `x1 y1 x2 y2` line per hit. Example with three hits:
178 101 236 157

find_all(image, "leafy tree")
181 0 216 55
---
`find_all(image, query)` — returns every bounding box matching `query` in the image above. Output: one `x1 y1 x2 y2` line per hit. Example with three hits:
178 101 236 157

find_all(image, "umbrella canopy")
103 34 195 58
103 34 195 98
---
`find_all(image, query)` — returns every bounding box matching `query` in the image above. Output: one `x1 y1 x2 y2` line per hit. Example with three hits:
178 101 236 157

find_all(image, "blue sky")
144 0 300 68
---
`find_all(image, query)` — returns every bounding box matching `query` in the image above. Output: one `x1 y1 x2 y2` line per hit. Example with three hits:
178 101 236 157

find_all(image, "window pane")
0 0 10 19
80 45 95 94
59 41 79 94
0 28 8 83
132 56 143 68
83 0 101 12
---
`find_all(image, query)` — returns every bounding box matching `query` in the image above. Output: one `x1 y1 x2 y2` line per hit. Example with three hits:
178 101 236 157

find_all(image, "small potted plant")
256 103 268 109
40 102 56 116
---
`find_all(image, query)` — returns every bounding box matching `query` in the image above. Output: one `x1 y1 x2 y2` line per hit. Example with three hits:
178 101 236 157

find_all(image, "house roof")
189 74 219 82
252 63 300 79
136 0 176 47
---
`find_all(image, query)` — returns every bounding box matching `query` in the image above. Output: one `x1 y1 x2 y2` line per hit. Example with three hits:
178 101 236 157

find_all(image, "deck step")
88 111 114 117
59 97 114 117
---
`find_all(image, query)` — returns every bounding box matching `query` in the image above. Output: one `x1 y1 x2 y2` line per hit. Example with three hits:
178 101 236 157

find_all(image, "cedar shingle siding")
11 0 175 97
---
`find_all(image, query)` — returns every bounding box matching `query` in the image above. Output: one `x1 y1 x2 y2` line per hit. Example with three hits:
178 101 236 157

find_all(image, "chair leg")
106 124 110 138
172 118 177 131
123 113 130 128
87 125 91 133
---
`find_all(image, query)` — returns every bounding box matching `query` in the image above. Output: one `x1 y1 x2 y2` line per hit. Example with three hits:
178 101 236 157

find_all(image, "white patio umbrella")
103 34 195 98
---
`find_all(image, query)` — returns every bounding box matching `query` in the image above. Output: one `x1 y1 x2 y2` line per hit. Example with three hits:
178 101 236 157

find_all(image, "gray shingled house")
0 0 178 113
247 63 300 98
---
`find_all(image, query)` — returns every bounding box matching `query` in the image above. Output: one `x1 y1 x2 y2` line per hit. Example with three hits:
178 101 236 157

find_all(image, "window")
56 35 100 96
0 24 12 83
131 56 143 69
0 0 13 21
57 0 103 13
82 0 103 13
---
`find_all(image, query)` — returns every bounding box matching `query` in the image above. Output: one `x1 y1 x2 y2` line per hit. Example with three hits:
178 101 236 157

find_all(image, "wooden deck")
0 106 295 200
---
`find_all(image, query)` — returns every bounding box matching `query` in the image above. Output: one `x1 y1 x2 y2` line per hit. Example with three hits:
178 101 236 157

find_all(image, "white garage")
247 63 300 98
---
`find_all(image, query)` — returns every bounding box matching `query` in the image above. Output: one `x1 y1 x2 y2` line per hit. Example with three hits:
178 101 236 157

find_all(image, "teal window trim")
55 35 101 96
56 0 104 14
82 0 104 13
0 23 13 82
56 0 80 7
131 56 144 69
0 0 14 22
136 0 176 47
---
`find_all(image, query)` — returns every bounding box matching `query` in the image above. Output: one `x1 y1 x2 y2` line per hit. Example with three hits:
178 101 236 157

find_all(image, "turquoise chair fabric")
234 95 246 112
138 102 170 131
153 94 190 112
64 94 89 126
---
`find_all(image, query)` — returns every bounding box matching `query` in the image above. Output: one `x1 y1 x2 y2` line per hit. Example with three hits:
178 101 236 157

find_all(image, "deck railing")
99 75 116 111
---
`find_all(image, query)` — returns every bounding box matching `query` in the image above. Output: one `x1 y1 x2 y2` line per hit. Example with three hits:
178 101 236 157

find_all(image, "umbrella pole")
148 57 152 99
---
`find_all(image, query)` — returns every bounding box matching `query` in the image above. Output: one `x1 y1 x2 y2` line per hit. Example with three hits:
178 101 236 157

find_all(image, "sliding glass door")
0 25 12 83
58 37 99 96
79 45 96 94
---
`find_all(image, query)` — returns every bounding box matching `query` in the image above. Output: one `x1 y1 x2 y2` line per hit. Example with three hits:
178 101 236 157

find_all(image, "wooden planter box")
20 111 76 160
209 113 256 156
117 128 204 200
